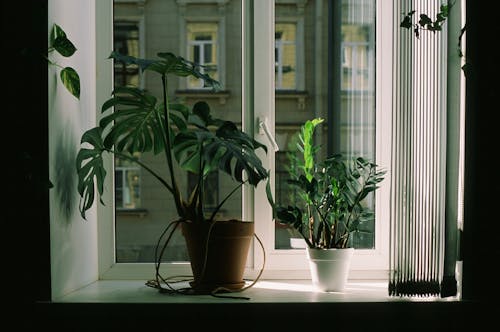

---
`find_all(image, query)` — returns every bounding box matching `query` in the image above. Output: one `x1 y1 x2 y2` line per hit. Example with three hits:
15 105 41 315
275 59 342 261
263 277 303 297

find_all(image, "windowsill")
54 279 460 303
37 280 474 329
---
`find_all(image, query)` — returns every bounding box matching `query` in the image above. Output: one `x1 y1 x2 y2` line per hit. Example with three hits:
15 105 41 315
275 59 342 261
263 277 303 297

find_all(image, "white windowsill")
55 279 460 303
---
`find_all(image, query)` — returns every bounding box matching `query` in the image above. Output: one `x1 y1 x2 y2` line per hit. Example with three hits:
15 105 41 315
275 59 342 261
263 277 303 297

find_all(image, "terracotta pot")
181 220 254 293
306 247 354 292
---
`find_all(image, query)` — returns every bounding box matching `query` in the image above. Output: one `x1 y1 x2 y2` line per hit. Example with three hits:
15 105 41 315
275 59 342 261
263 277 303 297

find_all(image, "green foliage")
76 51 268 222
60 67 80 99
48 24 80 99
266 118 386 249
400 1 468 75
400 3 451 38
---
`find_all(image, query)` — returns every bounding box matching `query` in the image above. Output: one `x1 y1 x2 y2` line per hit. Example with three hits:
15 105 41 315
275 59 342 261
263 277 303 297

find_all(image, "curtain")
389 0 463 297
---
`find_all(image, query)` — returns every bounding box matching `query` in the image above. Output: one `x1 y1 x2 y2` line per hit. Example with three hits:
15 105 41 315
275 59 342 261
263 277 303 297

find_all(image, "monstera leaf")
98 86 190 156
172 102 267 186
208 121 268 186
110 51 222 91
173 121 268 186
99 86 165 154
76 127 107 219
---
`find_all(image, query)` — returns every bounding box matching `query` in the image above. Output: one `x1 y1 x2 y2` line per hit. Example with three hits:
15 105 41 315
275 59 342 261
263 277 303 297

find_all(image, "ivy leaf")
400 15 413 29
60 67 80 99
440 3 449 17
400 10 415 29
53 35 77 57
418 14 432 28
51 24 77 57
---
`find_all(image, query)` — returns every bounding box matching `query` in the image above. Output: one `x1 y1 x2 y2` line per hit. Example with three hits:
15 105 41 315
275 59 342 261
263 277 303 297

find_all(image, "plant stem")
209 181 244 222
308 205 315 246
44 54 62 68
112 149 173 194
196 154 205 223
161 74 184 217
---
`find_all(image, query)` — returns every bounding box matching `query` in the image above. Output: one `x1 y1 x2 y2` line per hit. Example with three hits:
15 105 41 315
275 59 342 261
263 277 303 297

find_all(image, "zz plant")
267 118 386 249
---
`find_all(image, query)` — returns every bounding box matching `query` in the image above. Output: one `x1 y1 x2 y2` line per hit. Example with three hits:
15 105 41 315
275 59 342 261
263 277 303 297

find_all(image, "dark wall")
461 1 500 304
4 0 50 309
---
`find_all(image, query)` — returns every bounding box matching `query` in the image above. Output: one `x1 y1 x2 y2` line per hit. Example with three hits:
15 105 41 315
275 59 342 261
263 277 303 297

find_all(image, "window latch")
258 117 279 152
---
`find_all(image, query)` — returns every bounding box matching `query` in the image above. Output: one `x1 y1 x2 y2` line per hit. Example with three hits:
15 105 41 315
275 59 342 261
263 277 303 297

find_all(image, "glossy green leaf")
400 15 413 29
53 35 77 57
76 128 106 219
51 24 77 57
60 67 80 99
110 51 222 91
99 88 164 154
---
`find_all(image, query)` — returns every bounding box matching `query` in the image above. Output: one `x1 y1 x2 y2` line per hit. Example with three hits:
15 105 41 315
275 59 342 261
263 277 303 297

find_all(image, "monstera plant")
76 51 269 295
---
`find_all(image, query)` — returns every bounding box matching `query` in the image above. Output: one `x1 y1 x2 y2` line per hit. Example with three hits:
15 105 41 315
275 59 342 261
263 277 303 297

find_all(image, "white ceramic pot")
306 247 354 292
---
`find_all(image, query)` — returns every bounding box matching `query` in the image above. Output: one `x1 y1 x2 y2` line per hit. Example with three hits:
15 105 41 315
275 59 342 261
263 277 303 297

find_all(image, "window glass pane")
275 23 296 89
113 0 242 263
274 0 376 250
187 22 218 89
113 21 140 87
115 158 141 209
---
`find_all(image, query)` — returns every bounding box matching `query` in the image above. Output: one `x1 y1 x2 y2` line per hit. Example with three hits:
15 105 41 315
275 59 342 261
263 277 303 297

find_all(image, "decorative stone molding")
276 90 308 110
175 90 231 105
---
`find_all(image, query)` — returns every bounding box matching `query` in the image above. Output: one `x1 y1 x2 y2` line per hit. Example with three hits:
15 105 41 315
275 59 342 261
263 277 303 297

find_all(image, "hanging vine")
47 24 80 99
400 1 468 75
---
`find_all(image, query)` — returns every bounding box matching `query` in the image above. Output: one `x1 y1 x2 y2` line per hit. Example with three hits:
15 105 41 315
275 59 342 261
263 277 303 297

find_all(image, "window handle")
258 117 279 152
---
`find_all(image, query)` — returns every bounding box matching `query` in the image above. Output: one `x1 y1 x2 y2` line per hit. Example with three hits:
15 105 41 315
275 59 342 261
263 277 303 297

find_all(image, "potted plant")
266 118 386 292
76 51 269 295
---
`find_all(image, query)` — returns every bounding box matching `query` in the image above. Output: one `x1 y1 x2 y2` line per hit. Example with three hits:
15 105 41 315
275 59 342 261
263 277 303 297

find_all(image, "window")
187 22 219 89
106 0 391 279
341 26 373 92
275 23 297 90
115 159 141 209
111 0 242 266
113 20 143 88
45 0 468 302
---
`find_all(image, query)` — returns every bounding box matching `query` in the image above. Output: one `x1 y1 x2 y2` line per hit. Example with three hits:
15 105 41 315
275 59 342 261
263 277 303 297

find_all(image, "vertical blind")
389 0 455 297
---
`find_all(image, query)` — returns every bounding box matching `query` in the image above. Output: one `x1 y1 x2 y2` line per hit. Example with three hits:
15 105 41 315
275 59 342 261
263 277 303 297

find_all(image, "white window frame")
252 0 393 280
98 0 393 281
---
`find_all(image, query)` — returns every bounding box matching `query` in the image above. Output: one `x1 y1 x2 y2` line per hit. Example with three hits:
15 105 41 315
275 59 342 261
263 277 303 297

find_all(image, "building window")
275 23 297 90
187 22 219 89
113 21 141 88
341 26 374 92
115 160 141 209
